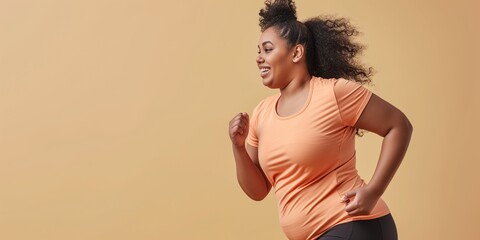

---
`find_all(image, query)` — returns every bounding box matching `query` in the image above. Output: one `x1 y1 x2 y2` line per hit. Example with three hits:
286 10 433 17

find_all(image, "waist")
275 179 390 240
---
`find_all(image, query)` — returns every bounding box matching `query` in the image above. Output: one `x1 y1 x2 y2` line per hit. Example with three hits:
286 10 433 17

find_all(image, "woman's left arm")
341 93 413 216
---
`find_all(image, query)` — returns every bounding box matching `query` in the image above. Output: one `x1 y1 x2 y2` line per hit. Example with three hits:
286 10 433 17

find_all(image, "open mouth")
260 67 270 77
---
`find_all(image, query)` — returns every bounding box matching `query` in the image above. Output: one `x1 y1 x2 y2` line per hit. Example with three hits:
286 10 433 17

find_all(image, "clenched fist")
229 112 250 147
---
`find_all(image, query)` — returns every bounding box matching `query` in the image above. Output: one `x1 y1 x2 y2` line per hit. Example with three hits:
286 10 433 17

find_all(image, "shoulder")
332 77 367 88
313 76 359 85
330 77 369 95
311 76 343 88
312 77 370 101
248 94 276 130
313 77 360 88
254 93 280 113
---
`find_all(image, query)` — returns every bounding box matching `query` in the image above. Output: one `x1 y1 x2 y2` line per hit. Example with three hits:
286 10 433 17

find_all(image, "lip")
258 65 270 69
259 65 271 78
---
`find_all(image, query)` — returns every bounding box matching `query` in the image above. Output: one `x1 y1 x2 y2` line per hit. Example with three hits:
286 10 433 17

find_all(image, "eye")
257 48 272 54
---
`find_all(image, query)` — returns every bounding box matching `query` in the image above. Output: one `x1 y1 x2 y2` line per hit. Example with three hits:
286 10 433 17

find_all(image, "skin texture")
341 94 413 216
228 26 413 215
229 112 271 201
256 27 311 110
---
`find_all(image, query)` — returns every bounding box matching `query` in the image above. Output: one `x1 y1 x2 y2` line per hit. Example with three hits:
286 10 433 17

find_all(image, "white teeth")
261 68 270 73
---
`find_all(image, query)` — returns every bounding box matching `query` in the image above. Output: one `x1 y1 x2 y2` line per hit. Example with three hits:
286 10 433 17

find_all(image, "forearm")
232 144 269 201
368 118 413 196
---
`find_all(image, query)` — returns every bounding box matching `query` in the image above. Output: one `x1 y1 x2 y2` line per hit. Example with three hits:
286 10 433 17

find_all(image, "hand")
229 112 249 147
340 185 382 216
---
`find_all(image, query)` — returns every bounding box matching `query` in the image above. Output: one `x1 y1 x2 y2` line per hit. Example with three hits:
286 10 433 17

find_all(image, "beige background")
0 0 479 239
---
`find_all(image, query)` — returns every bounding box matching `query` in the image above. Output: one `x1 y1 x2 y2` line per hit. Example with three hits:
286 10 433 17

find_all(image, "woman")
228 0 413 239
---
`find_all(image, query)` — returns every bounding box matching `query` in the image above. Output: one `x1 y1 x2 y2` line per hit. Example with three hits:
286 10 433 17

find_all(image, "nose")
256 54 264 64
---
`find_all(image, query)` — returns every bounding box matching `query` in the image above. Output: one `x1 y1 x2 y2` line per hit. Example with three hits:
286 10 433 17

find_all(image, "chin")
262 77 276 89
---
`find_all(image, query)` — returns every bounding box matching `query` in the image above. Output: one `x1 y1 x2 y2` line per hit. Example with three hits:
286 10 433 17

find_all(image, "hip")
315 213 398 240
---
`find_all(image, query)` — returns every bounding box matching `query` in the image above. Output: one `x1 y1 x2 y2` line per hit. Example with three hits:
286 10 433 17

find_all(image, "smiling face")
256 27 295 89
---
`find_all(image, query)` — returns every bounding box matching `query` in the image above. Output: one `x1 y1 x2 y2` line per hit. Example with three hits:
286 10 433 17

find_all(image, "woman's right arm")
229 112 271 201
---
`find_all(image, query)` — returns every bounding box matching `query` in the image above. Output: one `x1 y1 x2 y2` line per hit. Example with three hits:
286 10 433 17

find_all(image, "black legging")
316 214 398 240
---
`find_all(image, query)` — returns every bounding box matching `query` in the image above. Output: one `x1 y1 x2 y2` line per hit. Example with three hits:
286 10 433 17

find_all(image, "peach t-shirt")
246 77 390 240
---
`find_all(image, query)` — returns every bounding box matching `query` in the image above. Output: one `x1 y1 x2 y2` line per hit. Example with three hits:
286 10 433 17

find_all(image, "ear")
292 44 305 63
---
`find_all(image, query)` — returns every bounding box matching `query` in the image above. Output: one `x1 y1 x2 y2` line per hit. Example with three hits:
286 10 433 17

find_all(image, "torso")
246 77 391 240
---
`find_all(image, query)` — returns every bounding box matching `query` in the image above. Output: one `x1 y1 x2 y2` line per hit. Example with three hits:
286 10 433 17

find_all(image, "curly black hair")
259 0 373 85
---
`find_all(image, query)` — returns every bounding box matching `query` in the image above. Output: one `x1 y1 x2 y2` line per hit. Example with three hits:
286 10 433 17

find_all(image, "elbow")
387 113 413 139
246 191 268 201
250 196 266 201
239 182 269 201
405 116 413 136
408 121 413 135
396 111 413 136
396 114 413 144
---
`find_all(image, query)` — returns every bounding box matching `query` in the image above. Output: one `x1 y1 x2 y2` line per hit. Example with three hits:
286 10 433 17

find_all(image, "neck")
279 71 312 99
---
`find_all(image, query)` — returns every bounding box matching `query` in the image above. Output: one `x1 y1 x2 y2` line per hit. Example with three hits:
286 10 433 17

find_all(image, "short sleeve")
333 78 373 127
246 101 263 148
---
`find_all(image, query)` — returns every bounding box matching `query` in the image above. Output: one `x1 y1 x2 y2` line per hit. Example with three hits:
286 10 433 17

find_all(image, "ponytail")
304 18 373 84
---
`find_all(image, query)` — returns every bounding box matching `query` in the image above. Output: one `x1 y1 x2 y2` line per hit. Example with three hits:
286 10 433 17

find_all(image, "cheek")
272 56 291 77
264 50 291 84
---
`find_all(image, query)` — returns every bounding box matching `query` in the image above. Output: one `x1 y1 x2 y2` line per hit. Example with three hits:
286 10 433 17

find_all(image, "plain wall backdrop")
1 0 479 239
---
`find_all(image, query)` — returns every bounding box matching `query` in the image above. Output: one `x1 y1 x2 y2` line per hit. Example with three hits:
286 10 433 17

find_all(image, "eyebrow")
257 41 274 48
